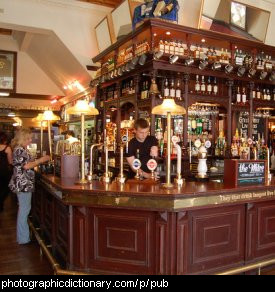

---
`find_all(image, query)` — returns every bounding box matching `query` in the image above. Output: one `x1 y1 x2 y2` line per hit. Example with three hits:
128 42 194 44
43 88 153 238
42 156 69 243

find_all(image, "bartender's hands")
39 155 51 164
138 169 151 179
150 146 158 158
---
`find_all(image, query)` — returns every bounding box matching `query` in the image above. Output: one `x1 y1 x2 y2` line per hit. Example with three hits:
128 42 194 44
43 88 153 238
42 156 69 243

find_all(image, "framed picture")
0 50 17 92
95 17 112 53
111 0 133 40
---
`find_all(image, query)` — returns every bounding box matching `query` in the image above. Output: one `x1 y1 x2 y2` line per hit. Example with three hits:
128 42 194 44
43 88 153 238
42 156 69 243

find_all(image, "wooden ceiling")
77 0 124 8
0 28 12 35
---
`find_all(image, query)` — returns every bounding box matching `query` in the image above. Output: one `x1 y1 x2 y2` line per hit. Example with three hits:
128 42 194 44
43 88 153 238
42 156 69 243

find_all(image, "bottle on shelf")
194 45 200 59
241 87 247 104
256 86 261 99
164 41 170 54
164 78 169 98
195 75 200 94
236 86 241 104
201 76 206 94
213 77 218 95
207 76 212 95
159 39 164 52
176 79 182 101
170 79 176 98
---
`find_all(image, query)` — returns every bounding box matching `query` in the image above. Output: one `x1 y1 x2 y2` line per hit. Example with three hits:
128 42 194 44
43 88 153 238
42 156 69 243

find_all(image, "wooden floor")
0 193 275 275
0 194 53 275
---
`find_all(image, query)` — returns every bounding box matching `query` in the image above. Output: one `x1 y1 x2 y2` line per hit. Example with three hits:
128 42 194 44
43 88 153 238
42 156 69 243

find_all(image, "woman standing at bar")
0 132 12 212
9 128 50 244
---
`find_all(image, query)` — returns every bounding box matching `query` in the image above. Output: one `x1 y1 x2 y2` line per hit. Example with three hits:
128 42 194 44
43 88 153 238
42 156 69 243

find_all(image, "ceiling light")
166 31 171 35
50 99 57 104
8 112 16 117
0 92 10 96
201 39 206 43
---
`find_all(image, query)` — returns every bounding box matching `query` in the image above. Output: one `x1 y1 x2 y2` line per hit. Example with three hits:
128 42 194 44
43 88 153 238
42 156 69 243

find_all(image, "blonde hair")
11 128 32 149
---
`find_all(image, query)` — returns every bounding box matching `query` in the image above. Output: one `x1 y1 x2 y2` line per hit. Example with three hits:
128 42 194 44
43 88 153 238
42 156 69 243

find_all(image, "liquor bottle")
256 86 261 99
169 40 175 55
199 45 205 60
174 40 179 56
195 75 200 93
201 76 206 94
179 42 184 56
170 79 176 98
263 89 267 100
176 79 181 100
242 87 247 104
207 76 212 95
267 89 271 101
212 47 217 62
159 39 164 52
196 117 203 135
144 81 149 99
164 78 169 97
220 48 225 64
213 78 218 95
203 117 208 133
194 45 200 59
266 56 273 71
164 41 170 54
252 88 256 99
236 87 241 104
191 117 197 133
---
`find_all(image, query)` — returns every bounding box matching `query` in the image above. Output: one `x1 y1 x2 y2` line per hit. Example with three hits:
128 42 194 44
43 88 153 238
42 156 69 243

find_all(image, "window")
231 2 247 30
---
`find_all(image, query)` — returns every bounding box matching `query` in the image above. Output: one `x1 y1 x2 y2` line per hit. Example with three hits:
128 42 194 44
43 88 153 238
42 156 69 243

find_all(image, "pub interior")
1 0 275 275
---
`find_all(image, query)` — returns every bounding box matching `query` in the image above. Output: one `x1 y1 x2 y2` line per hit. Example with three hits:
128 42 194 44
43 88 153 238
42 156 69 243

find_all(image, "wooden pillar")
227 79 234 147
248 82 255 139
183 74 190 147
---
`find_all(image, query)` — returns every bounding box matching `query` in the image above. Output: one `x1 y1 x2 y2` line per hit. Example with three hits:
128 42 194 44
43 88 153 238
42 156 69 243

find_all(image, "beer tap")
117 144 126 184
173 137 184 186
87 143 102 182
103 135 111 183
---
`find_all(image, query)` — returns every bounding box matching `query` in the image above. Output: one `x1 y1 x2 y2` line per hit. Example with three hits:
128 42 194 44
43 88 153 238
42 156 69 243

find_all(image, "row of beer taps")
87 133 185 187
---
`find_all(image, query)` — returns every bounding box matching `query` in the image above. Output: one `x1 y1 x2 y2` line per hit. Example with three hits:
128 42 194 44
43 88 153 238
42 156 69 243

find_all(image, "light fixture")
0 92 10 96
13 123 19 127
42 110 60 161
153 51 164 60
131 56 139 66
67 100 99 184
152 98 186 189
169 55 179 64
8 112 16 117
63 80 84 91
153 33 157 37
201 39 206 43
199 59 208 70
166 31 171 35
50 99 57 104
237 66 246 77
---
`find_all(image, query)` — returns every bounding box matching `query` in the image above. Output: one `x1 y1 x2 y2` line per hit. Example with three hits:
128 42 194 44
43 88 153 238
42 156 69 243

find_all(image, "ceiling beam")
20 32 34 52
0 28 12 35
77 0 122 8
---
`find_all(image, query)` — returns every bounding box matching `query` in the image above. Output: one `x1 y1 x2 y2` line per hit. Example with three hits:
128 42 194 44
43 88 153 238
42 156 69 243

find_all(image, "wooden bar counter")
32 173 275 275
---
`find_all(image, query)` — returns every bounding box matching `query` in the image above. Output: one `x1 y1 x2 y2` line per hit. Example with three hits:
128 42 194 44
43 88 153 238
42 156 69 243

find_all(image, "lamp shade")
66 100 99 116
152 99 186 116
43 110 60 121
32 113 44 122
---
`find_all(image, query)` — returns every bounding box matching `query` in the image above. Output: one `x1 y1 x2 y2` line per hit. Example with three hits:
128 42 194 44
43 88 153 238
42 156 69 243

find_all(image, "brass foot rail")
216 258 275 275
28 219 92 275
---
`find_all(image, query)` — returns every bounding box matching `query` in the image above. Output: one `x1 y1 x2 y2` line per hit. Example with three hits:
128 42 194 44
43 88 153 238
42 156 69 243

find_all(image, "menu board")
237 112 265 140
238 161 266 185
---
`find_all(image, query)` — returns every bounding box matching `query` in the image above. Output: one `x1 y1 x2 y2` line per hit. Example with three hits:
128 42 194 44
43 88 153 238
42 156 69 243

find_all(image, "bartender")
65 130 79 144
125 118 158 179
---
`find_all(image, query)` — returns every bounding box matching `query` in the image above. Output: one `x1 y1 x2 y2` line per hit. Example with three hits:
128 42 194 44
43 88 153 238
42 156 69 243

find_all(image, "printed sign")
147 159 157 171
205 140 211 149
132 159 141 170
238 161 266 185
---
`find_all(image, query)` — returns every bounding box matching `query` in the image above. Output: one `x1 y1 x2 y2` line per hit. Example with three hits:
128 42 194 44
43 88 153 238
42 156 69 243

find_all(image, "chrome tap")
117 144 126 184
103 137 111 183
87 143 102 181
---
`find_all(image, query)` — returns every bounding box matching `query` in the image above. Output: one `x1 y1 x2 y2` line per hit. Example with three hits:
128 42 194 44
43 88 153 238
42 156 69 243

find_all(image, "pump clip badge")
132 159 142 170
147 159 157 171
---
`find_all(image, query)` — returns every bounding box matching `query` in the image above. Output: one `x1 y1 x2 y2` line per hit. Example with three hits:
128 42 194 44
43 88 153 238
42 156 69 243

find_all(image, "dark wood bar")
31 173 275 275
